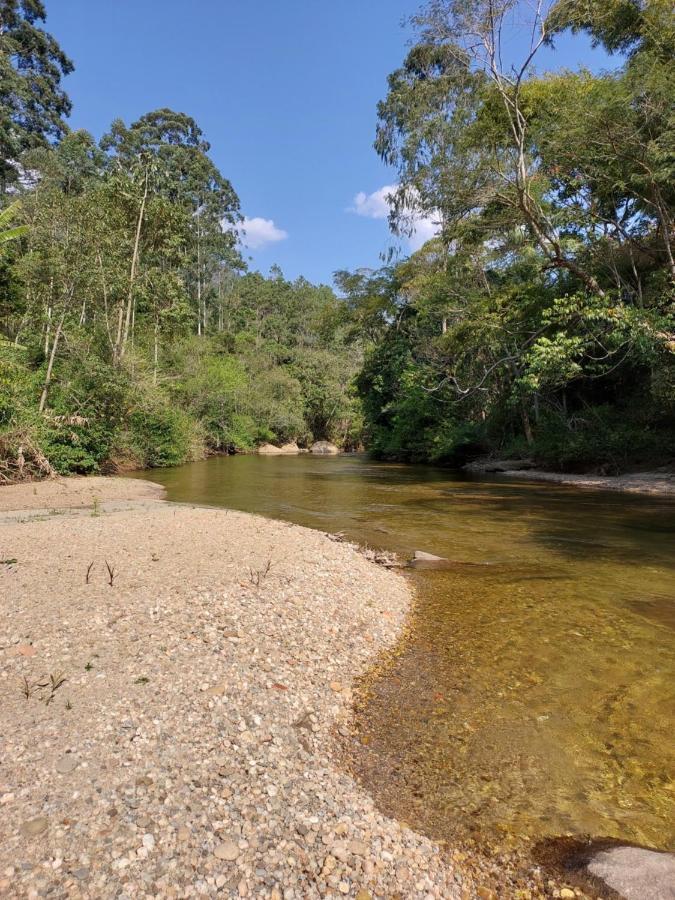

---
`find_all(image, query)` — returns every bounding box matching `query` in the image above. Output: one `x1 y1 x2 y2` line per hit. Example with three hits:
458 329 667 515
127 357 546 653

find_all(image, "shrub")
128 402 201 468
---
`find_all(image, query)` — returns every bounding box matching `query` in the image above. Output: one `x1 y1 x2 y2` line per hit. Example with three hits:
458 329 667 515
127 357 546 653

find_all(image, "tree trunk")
38 311 65 413
521 402 534 446
118 170 149 362
153 318 159 385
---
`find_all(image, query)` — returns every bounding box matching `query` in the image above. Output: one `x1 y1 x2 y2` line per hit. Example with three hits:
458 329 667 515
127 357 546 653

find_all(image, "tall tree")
101 109 242 338
0 0 73 195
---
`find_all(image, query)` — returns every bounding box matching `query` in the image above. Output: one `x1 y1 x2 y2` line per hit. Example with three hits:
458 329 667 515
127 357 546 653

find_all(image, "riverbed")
135 454 675 854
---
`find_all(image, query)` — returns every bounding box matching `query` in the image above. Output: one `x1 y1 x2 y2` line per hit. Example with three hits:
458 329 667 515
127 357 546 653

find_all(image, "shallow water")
134 455 675 851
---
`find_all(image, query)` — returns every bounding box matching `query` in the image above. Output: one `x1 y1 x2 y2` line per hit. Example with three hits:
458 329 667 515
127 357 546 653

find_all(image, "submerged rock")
410 550 450 568
463 457 537 473
311 440 340 455
412 550 448 562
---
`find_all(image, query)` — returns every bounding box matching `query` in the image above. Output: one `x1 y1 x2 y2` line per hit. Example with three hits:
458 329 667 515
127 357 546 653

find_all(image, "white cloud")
236 216 288 250
348 185 439 250
349 185 397 220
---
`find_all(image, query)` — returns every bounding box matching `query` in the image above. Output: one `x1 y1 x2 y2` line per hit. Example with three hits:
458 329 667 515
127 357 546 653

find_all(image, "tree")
0 200 27 245
0 0 73 195
101 109 242 338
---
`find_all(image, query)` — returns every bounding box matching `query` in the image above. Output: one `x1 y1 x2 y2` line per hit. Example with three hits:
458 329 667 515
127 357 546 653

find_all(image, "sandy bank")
0 478 465 899
0 475 165 513
498 468 675 497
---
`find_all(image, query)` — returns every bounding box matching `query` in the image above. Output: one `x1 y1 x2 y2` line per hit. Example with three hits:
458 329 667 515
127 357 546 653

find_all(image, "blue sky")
47 1 611 286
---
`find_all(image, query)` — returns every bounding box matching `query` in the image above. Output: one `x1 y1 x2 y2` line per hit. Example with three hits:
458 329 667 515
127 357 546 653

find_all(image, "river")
133 454 675 855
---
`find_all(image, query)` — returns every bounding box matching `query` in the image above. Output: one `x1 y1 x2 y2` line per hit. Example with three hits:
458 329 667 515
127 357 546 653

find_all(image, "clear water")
133 454 675 851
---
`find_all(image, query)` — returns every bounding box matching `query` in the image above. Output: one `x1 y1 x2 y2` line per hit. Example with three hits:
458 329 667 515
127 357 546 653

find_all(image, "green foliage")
128 401 199 468
337 0 675 473
0 9 361 481
2 0 672 480
0 0 73 193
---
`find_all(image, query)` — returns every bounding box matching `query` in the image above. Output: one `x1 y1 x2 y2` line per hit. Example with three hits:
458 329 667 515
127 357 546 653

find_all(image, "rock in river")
586 846 675 900
410 550 450 568
256 443 285 455
310 440 340 454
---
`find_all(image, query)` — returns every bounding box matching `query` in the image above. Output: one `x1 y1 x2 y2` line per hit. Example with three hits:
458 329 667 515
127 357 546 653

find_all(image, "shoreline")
462 463 675 497
1 474 658 898
499 468 675 496
0 476 468 899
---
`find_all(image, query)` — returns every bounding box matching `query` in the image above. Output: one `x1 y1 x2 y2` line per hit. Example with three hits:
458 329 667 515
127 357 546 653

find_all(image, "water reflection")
134 455 675 850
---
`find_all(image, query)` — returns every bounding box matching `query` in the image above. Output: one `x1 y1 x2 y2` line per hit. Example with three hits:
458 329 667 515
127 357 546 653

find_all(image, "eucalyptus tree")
101 109 242 340
0 0 73 196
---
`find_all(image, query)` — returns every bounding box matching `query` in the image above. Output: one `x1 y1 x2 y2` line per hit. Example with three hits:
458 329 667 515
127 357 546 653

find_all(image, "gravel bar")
0 478 464 899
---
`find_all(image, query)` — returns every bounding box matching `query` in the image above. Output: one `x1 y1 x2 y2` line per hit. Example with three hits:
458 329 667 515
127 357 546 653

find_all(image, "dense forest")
342 0 675 470
0 0 673 478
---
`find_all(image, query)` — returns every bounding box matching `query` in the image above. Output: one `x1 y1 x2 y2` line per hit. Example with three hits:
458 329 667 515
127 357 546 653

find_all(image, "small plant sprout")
248 559 273 586
21 676 37 699
44 672 67 705
105 560 117 587
85 561 95 584
21 672 67 704
91 496 100 517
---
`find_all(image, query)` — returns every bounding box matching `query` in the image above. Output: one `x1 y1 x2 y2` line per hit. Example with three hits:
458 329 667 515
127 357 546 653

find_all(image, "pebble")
55 755 78 774
214 840 240 861
142 833 155 851
0 500 491 898
20 817 48 837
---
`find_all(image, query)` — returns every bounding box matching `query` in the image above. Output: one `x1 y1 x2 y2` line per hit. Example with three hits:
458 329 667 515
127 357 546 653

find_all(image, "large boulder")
279 442 300 455
256 443 284 455
310 441 340 455
586 847 675 900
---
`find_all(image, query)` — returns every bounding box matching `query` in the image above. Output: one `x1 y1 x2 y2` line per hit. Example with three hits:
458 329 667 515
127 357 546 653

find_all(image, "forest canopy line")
0 0 673 479
0 1 361 477
339 0 675 471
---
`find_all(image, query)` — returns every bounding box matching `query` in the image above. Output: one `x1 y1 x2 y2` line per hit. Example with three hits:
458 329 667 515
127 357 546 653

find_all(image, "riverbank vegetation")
0 3 360 478
340 0 675 471
0 0 673 479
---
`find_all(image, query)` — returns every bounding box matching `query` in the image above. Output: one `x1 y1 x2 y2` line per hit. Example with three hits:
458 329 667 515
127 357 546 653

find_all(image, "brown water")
134 454 675 852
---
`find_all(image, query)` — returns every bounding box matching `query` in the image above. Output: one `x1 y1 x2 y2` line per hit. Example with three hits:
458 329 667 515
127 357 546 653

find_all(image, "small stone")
355 891 372 900
73 868 89 881
559 891 575 899
176 826 190 842
338 883 350 895
142 833 155 851
55 756 78 775
16 644 37 657
20 817 48 837
329 681 343 692
205 682 227 696
349 841 368 857
1 793 15 804
214 839 239 861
